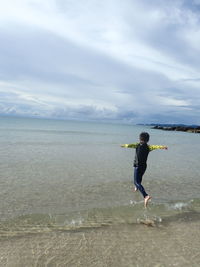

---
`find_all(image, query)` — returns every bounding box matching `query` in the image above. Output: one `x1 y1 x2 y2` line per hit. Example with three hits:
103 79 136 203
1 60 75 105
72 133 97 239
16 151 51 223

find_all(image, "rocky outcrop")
152 125 200 133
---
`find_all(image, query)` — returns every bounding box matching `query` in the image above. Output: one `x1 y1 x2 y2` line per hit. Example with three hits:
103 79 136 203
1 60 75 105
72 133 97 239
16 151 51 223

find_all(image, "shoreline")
151 124 200 133
0 217 199 267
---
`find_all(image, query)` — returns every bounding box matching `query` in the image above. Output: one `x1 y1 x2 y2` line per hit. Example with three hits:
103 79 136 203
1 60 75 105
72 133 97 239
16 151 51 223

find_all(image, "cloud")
0 0 200 124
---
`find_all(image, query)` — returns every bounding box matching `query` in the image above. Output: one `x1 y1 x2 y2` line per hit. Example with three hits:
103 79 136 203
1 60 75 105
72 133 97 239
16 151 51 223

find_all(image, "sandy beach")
0 211 200 267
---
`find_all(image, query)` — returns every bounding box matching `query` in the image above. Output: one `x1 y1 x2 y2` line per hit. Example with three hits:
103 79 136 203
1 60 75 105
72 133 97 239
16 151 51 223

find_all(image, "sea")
0 116 200 267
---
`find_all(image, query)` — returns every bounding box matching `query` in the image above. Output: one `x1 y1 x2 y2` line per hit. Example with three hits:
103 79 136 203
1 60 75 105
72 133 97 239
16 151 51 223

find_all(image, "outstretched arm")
121 143 139 148
149 145 168 151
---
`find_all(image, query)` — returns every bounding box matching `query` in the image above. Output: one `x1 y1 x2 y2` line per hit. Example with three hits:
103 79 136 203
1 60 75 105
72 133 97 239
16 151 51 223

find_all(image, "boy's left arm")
149 145 168 151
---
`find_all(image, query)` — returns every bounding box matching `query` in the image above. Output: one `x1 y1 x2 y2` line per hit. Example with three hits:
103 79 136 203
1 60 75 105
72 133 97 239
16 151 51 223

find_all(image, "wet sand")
0 213 200 267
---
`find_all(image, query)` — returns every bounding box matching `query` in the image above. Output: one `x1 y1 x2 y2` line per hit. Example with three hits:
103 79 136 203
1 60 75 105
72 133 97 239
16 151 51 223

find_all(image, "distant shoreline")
150 124 200 133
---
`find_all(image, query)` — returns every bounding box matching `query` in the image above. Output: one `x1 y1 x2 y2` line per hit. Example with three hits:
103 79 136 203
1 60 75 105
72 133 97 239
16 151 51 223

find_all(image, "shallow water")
1 212 200 267
0 116 200 266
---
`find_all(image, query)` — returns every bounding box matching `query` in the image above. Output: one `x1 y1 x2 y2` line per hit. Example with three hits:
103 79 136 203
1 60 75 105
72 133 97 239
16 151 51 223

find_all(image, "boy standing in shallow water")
121 132 168 208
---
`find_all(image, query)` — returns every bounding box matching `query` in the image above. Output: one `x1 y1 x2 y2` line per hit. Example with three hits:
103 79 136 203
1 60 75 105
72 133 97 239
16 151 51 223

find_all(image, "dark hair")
140 132 150 142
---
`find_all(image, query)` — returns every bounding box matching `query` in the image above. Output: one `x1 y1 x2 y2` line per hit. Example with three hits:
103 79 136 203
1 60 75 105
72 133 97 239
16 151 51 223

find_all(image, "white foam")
130 200 136 205
169 202 189 210
69 218 83 226
130 200 143 205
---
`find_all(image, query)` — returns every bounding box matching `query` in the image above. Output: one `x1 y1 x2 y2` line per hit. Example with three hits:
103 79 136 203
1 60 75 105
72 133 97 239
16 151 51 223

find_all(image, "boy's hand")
121 144 128 148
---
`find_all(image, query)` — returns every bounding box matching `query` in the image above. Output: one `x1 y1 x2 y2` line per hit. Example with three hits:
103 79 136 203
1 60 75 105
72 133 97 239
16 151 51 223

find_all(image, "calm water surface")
0 116 200 266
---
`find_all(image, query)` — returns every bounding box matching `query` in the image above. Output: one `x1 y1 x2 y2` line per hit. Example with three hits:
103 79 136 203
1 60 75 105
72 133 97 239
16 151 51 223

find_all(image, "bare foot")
144 195 152 208
133 187 138 192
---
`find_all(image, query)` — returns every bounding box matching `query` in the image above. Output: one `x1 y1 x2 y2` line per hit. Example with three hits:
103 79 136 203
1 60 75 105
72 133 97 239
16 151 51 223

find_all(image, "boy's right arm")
149 145 168 151
121 143 138 148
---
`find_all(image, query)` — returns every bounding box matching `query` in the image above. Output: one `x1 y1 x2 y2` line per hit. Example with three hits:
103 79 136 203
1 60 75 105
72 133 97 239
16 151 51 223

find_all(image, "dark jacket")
133 143 149 168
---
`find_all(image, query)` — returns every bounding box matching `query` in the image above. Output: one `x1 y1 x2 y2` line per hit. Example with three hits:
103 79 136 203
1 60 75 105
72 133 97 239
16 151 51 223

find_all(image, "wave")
1 199 200 238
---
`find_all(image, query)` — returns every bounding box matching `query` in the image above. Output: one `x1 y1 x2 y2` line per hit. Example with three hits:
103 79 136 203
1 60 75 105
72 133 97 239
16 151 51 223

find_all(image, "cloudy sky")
0 0 200 124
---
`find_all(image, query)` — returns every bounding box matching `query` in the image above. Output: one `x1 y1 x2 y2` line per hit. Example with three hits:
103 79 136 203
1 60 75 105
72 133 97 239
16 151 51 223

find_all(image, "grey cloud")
0 23 171 97
0 26 97 86
182 0 200 13
179 78 200 82
0 0 200 124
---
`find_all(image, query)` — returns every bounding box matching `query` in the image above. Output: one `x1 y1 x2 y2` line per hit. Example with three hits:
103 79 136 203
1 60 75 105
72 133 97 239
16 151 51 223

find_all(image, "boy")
121 132 167 208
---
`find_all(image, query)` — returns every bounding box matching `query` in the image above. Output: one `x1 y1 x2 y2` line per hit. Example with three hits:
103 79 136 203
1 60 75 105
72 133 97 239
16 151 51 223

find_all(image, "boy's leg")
134 167 151 207
133 170 138 191
134 167 148 198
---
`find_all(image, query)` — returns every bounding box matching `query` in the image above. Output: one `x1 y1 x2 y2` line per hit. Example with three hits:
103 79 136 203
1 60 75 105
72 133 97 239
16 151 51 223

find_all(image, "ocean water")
0 116 200 266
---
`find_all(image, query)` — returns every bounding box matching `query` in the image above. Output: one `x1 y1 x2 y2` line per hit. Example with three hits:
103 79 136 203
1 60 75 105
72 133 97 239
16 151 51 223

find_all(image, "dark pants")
134 166 148 198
